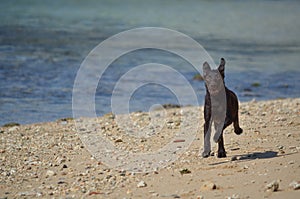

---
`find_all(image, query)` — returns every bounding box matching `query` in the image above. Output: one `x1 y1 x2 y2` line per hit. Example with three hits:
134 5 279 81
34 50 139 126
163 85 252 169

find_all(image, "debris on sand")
137 180 147 188
266 180 279 192
179 168 191 175
289 181 300 190
201 182 217 191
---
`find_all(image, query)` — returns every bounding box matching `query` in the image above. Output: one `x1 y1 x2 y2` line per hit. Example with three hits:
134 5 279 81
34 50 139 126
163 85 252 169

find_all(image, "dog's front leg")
213 120 223 143
202 119 212 158
213 120 227 158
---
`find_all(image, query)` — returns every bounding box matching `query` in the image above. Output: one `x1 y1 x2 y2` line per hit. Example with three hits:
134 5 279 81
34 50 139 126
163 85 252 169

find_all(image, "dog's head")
203 58 225 95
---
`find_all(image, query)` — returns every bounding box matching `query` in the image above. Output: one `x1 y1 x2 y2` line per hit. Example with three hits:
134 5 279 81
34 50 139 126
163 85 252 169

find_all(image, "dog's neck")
205 84 227 96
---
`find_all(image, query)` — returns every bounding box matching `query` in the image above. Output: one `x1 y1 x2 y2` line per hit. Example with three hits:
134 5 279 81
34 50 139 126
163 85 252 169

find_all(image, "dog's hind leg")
233 112 243 135
229 91 243 135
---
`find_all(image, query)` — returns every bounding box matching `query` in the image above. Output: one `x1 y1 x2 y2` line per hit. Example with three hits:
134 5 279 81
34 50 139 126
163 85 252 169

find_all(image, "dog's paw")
217 150 227 158
202 150 211 158
234 127 243 135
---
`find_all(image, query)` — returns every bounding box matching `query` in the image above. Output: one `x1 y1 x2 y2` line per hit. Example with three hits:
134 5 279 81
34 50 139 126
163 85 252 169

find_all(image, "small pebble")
231 156 241 161
137 181 147 188
289 181 300 190
115 138 123 143
57 178 66 184
8 126 19 132
17 191 36 197
201 182 217 190
179 168 191 175
277 145 284 150
46 170 56 177
288 160 295 165
231 156 238 161
266 180 279 192
227 194 240 199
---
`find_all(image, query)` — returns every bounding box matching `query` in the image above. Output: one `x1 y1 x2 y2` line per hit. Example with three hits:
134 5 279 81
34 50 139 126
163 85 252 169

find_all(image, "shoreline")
1 98 300 198
1 97 299 127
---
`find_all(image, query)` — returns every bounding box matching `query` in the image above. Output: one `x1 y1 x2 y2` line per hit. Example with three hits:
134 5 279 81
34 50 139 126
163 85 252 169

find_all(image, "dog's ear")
218 58 225 78
203 62 211 77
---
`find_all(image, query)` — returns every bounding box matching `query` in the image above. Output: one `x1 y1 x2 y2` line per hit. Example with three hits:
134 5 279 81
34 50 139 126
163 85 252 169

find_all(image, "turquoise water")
1 0 300 125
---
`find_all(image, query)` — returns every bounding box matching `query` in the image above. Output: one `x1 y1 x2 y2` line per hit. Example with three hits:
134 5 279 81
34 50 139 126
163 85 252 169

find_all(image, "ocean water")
0 0 300 125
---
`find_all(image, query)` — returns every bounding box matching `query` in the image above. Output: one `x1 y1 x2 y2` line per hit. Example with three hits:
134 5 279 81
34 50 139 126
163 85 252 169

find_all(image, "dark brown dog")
202 58 243 158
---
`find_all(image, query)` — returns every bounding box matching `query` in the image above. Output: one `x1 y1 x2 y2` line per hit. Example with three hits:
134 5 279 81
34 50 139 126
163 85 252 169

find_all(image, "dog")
202 58 243 158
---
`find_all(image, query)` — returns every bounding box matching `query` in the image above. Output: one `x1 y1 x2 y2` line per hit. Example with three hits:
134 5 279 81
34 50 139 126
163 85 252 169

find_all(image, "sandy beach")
1 98 300 199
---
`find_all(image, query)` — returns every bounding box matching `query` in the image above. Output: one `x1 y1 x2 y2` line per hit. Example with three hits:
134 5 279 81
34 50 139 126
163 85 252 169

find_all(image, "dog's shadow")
209 150 296 166
237 151 278 160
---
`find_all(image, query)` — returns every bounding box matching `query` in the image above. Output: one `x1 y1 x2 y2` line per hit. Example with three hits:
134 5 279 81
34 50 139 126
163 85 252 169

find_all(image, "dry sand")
1 98 300 199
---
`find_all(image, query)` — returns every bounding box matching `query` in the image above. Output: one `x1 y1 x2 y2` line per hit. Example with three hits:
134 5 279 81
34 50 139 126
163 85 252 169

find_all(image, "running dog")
202 58 243 158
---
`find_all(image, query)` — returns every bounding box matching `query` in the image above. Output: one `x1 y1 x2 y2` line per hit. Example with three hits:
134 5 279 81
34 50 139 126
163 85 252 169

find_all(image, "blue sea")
1 0 300 125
